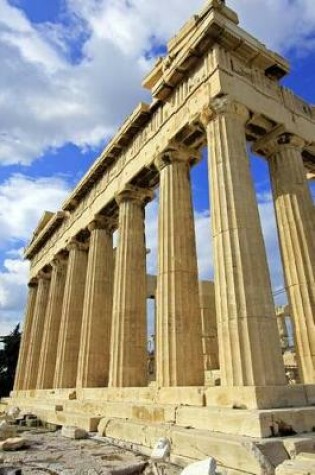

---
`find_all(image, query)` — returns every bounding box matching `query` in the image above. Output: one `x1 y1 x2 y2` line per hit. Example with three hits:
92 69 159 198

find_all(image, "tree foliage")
0 324 21 398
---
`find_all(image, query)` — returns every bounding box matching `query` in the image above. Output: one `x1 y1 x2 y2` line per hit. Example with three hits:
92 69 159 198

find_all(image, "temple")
4 1 315 473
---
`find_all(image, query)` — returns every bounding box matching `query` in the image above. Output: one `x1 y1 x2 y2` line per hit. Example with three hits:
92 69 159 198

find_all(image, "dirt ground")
0 428 182 475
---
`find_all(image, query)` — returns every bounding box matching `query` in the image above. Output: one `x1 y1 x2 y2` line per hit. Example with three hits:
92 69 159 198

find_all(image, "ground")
0 428 181 475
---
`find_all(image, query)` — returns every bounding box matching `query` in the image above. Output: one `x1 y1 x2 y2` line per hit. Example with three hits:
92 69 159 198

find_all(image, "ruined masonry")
5 1 315 474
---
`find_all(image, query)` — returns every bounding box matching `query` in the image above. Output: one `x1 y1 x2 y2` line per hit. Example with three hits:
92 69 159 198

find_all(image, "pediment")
30 211 54 243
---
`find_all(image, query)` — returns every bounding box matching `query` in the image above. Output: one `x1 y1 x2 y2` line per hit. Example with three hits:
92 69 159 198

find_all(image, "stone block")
158 387 205 406
255 440 289 468
103 420 146 446
270 408 315 435
0 422 17 441
305 385 315 406
181 458 217 475
97 418 110 436
205 386 309 410
175 406 272 438
5 407 20 420
0 437 27 451
144 424 172 449
131 404 176 424
283 438 315 458
255 386 308 410
276 459 315 475
297 453 315 462
61 425 88 439
25 417 40 427
54 412 100 431
170 429 263 474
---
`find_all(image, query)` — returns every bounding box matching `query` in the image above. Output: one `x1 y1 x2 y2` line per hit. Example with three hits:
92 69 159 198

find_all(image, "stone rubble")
61 426 88 440
0 429 181 475
0 424 17 442
0 438 28 452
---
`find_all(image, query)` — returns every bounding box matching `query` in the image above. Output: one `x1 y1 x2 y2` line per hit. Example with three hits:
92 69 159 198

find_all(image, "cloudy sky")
0 0 314 335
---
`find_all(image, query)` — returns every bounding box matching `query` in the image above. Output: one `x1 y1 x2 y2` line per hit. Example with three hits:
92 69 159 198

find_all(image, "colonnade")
14 99 315 391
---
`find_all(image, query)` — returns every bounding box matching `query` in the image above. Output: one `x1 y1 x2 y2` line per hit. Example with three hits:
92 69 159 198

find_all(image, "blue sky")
0 0 314 335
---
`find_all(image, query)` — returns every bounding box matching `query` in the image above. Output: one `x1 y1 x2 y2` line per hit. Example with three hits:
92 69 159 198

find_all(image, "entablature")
24 0 315 271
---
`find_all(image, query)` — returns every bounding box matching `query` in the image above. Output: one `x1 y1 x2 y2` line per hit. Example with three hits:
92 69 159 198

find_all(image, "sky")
0 0 315 336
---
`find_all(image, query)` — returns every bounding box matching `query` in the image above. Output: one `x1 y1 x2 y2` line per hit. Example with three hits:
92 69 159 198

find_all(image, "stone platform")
4 386 315 474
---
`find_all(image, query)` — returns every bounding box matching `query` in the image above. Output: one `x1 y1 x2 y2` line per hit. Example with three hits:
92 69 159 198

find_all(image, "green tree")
0 324 21 398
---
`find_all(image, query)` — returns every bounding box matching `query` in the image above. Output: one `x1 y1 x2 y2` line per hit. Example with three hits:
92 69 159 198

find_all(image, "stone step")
276 456 315 474
98 418 291 475
37 410 101 431
11 385 315 410
283 437 315 458
7 396 315 438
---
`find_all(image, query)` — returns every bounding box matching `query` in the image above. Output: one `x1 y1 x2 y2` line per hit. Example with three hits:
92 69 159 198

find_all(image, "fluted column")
23 271 51 389
203 97 286 387
277 315 289 351
77 216 114 388
14 279 38 391
108 186 153 387
54 239 88 389
155 144 204 387
199 282 219 371
37 255 68 389
254 131 315 383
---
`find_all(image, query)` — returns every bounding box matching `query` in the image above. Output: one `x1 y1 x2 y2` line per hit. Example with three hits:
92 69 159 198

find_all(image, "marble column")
203 97 286 387
77 216 114 388
108 186 153 387
199 282 219 371
255 131 315 383
36 255 68 389
14 279 38 391
155 145 204 387
54 239 88 389
23 271 51 390
277 315 289 351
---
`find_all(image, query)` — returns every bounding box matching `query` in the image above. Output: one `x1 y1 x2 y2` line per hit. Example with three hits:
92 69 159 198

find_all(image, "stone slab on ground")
0 437 28 451
61 425 88 439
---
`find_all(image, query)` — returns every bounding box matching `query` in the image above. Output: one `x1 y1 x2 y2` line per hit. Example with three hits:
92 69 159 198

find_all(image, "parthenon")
5 0 315 473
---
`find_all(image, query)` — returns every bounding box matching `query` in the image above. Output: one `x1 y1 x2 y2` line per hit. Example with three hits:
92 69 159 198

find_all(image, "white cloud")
0 174 70 246
0 0 315 165
229 0 315 53
0 254 29 336
0 174 70 334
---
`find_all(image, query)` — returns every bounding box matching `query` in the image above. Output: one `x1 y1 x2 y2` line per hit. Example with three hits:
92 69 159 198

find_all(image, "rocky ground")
0 428 182 475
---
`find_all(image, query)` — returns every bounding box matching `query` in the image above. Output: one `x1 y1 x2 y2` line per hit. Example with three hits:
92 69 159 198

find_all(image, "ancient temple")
5 0 315 473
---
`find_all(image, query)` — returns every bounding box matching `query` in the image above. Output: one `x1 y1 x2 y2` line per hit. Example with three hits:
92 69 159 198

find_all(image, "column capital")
37 269 51 281
66 238 89 253
115 185 154 207
28 277 38 288
88 215 116 233
155 140 200 172
200 96 250 127
51 253 68 270
253 125 306 157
